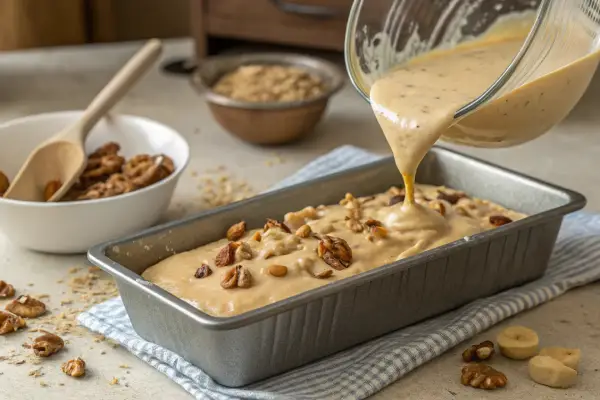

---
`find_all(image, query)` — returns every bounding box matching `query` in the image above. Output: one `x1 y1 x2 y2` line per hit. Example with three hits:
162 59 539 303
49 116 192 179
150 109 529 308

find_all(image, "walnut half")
0 310 26 334
26 332 64 357
317 235 352 270
62 358 86 378
461 364 507 390
462 340 495 362
0 280 15 298
5 295 46 318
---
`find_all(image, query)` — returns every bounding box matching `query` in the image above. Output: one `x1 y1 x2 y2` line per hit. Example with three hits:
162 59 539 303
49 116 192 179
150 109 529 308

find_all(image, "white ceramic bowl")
0 111 190 254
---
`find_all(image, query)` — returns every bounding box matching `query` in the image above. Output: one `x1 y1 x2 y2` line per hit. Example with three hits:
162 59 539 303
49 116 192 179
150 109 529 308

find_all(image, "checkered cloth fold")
79 145 600 400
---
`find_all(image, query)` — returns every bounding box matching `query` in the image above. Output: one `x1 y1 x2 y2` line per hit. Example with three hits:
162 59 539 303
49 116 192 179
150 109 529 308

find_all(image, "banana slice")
497 326 539 359
539 347 581 371
529 355 578 388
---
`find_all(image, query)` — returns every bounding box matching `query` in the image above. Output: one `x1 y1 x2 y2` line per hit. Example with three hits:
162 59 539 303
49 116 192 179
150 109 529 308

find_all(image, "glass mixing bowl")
345 0 600 147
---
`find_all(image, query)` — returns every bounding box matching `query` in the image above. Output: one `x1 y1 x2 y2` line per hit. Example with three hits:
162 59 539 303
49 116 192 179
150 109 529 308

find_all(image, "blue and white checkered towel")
78 145 600 400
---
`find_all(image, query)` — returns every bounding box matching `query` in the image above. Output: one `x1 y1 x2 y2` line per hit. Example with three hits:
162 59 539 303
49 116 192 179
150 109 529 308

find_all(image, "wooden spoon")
2 39 163 202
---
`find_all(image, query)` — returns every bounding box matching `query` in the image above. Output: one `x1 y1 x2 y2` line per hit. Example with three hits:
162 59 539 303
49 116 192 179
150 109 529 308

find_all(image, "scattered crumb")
94 335 106 343
100 351 106 355
39 381 49 387
119 364 130 369
190 170 198 177
558 319 571 324
28 367 43 378
110 377 119 385
27 283 34 287
68 267 80 274
59 383 64 386
447 389 457 396
37 294 50 299
56 280 64 284
60 299 73 306
88 266 101 273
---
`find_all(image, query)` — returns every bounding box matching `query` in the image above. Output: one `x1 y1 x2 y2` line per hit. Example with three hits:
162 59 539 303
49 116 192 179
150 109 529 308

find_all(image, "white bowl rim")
0 111 191 208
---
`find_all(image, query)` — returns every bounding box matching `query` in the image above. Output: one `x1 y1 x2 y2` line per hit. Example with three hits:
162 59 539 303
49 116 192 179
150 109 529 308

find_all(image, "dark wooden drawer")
193 0 352 58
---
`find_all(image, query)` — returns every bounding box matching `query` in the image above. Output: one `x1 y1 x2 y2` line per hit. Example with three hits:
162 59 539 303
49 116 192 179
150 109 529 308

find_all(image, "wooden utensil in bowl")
2 39 163 202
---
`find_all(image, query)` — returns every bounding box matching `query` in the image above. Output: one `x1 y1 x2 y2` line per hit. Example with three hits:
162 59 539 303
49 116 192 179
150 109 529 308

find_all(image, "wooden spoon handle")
75 38 163 138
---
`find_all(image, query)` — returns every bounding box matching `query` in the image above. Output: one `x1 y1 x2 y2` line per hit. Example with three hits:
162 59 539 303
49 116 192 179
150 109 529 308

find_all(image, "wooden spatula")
2 39 163 202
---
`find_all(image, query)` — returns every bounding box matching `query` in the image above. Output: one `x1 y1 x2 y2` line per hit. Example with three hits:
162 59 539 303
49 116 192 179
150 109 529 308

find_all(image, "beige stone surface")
0 39 599 399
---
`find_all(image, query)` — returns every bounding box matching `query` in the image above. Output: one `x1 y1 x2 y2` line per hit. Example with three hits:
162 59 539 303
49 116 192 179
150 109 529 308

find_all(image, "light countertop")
0 39 599 399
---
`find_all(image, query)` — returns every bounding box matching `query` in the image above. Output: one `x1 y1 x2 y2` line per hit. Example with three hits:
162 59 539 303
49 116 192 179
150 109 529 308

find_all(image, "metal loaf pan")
88 147 586 387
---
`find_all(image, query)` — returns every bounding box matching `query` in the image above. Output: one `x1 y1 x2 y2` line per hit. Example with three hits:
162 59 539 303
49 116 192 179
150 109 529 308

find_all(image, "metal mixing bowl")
191 53 345 145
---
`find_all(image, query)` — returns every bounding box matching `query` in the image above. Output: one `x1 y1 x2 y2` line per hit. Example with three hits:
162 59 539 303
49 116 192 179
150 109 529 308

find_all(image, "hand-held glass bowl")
345 0 600 147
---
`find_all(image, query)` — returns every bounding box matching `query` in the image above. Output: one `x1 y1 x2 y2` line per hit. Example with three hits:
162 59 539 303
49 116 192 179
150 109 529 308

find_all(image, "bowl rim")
0 111 190 208
190 52 346 110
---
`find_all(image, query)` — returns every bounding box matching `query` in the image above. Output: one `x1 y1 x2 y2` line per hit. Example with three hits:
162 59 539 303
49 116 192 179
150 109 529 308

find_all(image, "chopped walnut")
295 224 313 238
221 265 252 289
83 154 125 179
77 173 135 200
389 194 405 206
437 190 467 205
226 221 246 241
317 235 352 270
312 269 333 279
462 340 496 362
367 226 388 241
364 219 383 228
285 206 318 229
461 364 507 390
123 154 174 188
235 241 253 261
215 242 238 267
252 231 262 242
388 186 404 196
62 358 86 378
264 218 291 233
43 180 62 201
90 142 120 158
0 280 15 298
194 264 212 279
26 332 64 357
0 310 26 334
6 295 46 318
489 215 512 226
0 170 9 195
429 201 446 216
346 218 364 233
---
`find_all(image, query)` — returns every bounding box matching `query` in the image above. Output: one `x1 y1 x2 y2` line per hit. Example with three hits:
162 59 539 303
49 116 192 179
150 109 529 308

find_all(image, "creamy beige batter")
143 185 524 317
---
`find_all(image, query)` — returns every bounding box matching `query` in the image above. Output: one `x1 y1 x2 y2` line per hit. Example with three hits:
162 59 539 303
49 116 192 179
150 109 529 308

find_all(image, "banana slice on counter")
497 326 539 360
529 355 578 388
539 347 581 371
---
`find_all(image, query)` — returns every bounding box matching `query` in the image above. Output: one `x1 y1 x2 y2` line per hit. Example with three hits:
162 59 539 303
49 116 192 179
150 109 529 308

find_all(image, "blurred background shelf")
0 0 350 58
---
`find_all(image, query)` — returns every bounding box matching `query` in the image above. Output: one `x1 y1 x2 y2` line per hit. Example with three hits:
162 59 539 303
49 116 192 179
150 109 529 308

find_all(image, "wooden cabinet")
192 0 352 59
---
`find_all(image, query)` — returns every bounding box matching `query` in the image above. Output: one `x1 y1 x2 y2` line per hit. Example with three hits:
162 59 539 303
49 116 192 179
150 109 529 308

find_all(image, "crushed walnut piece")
61 142 176 202
221 265 252 289
252 231 262 242
295 224 313 238
194 264 212 279
212 64 325 103
0 170 9 195
346 218 364 233
437 190 467 205
6 295 46 318
264 219 291 234
226 221 247 241
0 310 26 334
62 358 86 378
312 269 333 279
429 200 446 216
317 235 352 270
461 364 507 390
0 280 15 298
215 242 238 267
462 340 496 362
25 331 65 357
489 215 513 226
